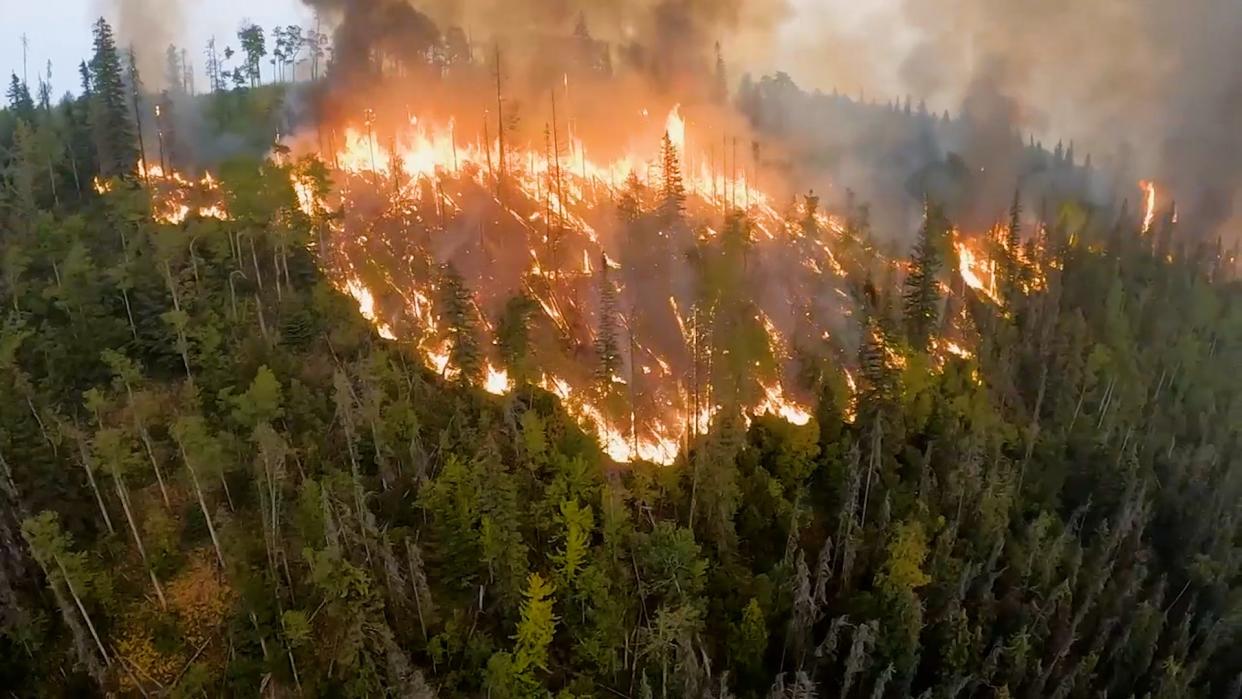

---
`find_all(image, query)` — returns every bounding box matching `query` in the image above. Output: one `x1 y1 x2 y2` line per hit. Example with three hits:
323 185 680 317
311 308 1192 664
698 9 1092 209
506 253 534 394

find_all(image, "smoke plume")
300 0 1242 236
96 0 185 89
773 0 1242 236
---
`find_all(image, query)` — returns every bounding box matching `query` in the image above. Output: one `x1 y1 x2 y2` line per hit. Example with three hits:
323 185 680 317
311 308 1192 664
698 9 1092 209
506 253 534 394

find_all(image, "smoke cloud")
106 0 1238 236
96 0 185 89
772 0 1242 236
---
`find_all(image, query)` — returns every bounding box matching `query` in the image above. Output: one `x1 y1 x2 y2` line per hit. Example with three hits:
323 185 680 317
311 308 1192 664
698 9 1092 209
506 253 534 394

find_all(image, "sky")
0 0 312 96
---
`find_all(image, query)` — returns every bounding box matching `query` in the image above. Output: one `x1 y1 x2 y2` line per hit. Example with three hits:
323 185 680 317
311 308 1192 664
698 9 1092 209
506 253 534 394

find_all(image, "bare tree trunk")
120 289 138 341
177 441 226 569
56 553 111 668
137 425 171 509
113 474 167 609
249 236 264 292
76 440 115 535
255 294 269 342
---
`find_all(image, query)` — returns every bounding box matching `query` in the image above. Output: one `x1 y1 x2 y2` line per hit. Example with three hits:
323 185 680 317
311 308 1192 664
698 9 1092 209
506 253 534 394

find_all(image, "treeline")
2 16 1242 699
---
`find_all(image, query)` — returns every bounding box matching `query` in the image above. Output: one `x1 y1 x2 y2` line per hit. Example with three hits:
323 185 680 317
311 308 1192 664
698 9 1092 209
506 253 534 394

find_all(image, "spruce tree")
164 45 183 93
1002 188 1023 301
439 264 482 384
658 133 686 223
88 18 138 178
857 278 896 427
6 74 35 122
595 256 623 388
496 293 537 384
902 202 947 352
77 60 92 96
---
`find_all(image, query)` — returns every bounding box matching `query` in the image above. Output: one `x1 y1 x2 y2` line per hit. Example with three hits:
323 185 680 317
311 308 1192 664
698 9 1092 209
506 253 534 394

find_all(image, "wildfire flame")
1140 180 1157 234
287 104 853 465
665 103 686 155
138 160 232 225
955 237 1001 304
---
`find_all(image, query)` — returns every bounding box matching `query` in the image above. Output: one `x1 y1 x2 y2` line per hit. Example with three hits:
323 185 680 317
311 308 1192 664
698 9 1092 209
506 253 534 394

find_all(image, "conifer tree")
496 293 537 384
164 45 183 93
6 74 35 122
595 255 623 388
903 202 947 352
1002 188 1024 301
77 60 91 96
658 132 686 223
858 280 896 425
88 19 138 178
439 264 482 384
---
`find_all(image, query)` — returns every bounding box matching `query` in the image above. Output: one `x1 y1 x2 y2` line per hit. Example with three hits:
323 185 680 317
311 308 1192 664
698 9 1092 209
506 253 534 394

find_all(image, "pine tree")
1006 188 1022 255
496 293 537 384
158 45 182 95
1002 188 1023 301
903 202 947 352
6 73 35 121
439 264 482 384
858 280 896 425
595 256 623 388
77 60 92 96
658 132 686 223
88 18 138 178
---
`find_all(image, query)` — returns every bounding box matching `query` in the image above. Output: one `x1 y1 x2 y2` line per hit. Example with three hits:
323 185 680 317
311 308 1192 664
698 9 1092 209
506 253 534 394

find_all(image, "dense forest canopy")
1 8 1241 699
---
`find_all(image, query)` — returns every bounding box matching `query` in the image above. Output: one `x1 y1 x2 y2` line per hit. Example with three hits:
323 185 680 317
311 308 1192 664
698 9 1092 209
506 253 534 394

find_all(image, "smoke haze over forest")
292 0 1242 236
8 0 1236 235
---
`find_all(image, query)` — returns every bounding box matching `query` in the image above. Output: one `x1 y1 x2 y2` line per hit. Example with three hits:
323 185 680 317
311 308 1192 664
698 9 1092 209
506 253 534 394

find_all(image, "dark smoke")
296 0 1242 238
299 0 442 80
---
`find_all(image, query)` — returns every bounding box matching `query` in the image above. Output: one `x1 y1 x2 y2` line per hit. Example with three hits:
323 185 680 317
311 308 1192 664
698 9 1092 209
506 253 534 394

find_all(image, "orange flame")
294 104 836 466
1140 180 1157 234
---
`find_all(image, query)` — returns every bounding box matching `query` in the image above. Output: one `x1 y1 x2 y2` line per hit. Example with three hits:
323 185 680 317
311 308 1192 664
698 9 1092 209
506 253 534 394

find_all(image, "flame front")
293 104 844 465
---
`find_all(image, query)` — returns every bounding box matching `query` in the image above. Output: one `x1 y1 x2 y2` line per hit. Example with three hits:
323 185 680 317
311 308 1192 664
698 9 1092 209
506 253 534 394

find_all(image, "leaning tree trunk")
111 473 167 609
76 439 115 535
176 440 226 569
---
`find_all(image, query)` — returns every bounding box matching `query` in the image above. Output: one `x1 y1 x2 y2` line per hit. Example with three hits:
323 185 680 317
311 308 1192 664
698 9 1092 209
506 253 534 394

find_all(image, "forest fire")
955 236 1001 304
139 161 232 225
291 103 844 464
